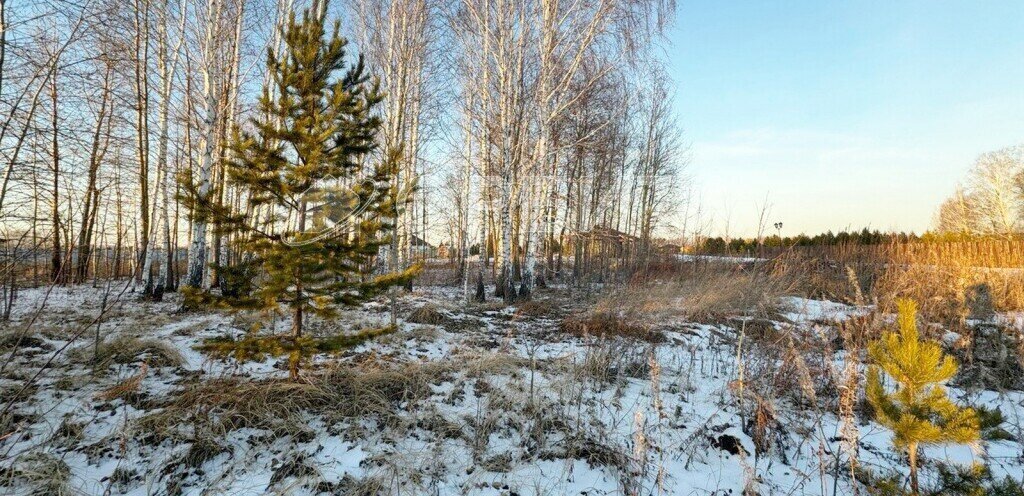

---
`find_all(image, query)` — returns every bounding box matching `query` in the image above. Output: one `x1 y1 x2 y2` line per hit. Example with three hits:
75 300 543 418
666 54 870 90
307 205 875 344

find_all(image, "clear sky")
666 0 1024 238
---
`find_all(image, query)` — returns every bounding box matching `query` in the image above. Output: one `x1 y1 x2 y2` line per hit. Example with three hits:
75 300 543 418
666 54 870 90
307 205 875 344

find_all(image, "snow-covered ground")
1 284 1022 495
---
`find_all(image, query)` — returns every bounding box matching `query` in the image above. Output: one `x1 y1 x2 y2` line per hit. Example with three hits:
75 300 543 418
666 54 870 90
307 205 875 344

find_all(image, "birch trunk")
184 0 223 292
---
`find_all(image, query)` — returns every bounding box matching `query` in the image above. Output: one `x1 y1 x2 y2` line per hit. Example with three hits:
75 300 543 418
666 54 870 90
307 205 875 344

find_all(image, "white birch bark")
184 0 223 291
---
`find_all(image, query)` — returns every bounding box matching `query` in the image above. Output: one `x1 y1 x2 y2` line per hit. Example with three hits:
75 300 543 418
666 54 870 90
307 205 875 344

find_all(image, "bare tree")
966 146 1024 237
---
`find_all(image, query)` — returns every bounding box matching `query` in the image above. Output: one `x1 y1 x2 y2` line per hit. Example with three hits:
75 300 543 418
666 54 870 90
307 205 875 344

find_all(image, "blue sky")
666 0 1024 237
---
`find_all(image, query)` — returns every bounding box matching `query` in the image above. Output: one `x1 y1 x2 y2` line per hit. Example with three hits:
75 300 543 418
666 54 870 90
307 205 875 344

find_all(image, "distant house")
569 226 640 257
572 226 639 246
410 235 436 258
436 243 451 259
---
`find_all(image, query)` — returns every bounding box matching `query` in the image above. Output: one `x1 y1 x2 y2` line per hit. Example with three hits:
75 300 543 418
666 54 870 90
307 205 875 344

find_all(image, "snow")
1 283 1022 495
781 296 870 323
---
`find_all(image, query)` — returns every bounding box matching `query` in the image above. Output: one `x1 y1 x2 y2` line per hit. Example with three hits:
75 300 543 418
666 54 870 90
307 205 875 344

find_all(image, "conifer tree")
866 299 980 494
189 9 417 340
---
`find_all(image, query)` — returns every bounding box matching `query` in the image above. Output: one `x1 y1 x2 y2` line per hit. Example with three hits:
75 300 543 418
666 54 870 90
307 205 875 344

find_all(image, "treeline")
696 229 1024 255
0 0 685 307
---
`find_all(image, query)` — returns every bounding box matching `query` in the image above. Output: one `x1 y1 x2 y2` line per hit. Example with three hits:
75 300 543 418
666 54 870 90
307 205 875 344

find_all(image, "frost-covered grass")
0 282 1022 495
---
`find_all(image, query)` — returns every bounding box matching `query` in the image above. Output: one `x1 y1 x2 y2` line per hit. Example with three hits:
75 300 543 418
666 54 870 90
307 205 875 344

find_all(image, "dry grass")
560 311 664 343
376 324 441 346
136 378 327 442
70 335 185 369
514 299 560 318
135 359 455 442
874 263 1024 327
0 330 49 353
95 363 149 402
132 350 540 450
197 326 396 364
603 261 795 324
773 240 1024 327
553 259 797 345
0 452 72 496
407 304 448 325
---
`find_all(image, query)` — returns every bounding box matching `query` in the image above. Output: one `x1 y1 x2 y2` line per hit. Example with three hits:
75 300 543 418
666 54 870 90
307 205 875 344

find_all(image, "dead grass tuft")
375 324 440 346
560 310 664 343
71 335 185 369
514 299 560 318
182 436 226 468
135 379 323 442
49 416 85 448
407 304 448 325
0 331 50 352
0 452 72 496
269 453 320 489
95 363 149 402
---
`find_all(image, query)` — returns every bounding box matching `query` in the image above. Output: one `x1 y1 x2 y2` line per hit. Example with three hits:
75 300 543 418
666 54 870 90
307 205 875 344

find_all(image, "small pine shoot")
866 299 980 494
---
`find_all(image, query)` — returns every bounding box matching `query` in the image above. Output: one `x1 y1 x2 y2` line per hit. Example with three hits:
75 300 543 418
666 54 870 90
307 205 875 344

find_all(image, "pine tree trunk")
908 442 919 494
292 203 306 338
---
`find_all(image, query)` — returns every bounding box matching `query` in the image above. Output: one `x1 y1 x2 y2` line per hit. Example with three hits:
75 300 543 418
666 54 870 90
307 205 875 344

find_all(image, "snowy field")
1 283 1022 495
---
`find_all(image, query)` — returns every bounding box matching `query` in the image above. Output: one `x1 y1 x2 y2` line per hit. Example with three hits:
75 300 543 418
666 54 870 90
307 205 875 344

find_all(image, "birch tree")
183 0 226 292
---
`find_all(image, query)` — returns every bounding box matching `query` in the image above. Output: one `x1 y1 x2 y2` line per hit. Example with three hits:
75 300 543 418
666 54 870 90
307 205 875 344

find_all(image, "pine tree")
187 10 417 353
866 299 980 494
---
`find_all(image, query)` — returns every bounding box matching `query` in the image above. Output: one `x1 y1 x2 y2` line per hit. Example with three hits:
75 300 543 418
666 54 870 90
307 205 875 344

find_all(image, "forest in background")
0 0 686 305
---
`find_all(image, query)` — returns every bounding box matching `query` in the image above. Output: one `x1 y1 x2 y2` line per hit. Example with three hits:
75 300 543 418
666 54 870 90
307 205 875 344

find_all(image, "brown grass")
0 452 72 496
874 263 1024 327
514 299 560 318
560 311 664 343
135 359 456 442
603 260 795 324
769 240 1024 327
407 304 448 325
95 363 149 402
71 335 185 369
